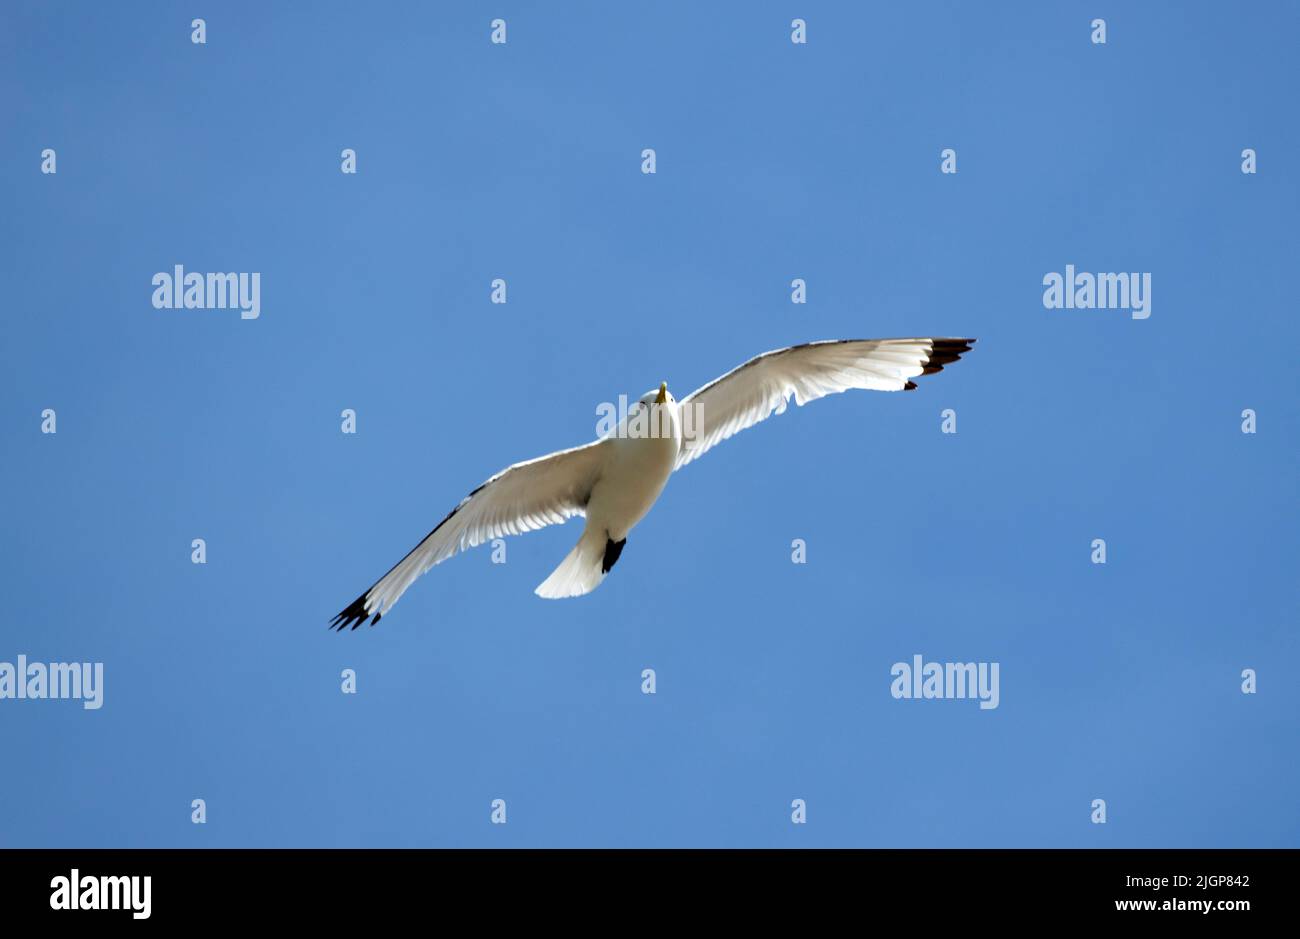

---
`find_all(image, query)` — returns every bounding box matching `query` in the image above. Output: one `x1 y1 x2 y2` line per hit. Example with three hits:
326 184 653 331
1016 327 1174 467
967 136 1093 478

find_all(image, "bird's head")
641 381 673 407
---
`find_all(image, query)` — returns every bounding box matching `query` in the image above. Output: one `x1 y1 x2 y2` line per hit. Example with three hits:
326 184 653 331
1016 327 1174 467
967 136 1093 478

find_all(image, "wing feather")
675 338 974 469
330 439 609 629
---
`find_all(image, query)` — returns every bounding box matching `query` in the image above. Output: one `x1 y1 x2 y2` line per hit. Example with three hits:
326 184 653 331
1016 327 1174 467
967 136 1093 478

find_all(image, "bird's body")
331 337 974 629
534 392 681 599
591 396 681 543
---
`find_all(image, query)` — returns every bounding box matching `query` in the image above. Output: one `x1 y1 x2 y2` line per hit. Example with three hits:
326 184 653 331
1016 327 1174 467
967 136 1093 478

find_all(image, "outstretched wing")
675 338 974 470
331 439 610 629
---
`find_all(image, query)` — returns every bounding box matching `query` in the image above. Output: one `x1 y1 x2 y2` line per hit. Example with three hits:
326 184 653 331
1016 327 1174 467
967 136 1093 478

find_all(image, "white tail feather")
535 530 607 599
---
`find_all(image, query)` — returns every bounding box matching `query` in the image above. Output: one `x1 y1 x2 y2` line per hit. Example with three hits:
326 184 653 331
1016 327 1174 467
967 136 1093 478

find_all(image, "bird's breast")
590 421 679 539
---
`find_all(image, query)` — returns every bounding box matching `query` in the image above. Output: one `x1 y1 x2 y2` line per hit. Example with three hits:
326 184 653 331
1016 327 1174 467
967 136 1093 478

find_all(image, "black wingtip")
329 592 378 632
911 338 975 387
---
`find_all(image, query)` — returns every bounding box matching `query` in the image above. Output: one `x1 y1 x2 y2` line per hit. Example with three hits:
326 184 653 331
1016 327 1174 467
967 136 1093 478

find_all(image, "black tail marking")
602 537 627 574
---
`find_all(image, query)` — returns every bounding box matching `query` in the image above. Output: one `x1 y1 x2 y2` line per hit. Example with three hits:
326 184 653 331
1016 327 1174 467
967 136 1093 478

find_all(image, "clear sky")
1 1 1296 847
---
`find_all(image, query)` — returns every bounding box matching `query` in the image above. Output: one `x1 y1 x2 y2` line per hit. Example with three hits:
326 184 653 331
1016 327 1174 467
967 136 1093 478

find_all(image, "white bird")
330 337 974 629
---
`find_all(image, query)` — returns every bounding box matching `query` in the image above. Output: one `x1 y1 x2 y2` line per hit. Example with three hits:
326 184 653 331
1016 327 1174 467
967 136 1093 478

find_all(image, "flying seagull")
330 337 974 629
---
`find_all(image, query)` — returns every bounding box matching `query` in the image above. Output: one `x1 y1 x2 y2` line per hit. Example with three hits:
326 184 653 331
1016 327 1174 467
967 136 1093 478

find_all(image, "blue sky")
1 1 1296 847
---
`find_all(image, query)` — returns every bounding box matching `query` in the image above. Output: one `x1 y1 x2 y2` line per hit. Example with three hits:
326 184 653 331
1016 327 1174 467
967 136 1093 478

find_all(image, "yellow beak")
655 381 668 404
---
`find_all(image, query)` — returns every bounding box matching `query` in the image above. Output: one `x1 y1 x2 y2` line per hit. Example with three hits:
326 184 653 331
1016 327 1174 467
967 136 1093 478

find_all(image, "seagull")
330 338 974 629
